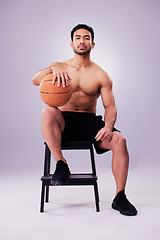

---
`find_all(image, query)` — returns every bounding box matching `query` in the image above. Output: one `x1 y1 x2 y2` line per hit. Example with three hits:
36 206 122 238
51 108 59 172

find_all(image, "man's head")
70 24 95 56
71 24 94 42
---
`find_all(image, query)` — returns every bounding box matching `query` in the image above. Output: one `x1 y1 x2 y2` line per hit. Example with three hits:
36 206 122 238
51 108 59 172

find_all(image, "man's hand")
95 126 113 142
51 65 72 88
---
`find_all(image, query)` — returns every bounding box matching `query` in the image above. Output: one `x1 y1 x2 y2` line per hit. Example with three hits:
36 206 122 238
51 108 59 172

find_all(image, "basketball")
39 73 72 107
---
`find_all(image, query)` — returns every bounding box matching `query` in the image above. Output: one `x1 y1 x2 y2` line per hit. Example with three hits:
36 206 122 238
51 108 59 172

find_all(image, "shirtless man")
32 24 137 216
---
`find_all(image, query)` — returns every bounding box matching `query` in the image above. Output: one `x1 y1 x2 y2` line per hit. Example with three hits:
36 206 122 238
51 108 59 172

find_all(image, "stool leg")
95 182 100 202
44 143 51 203
45 184 49 202
94 182 100 212
40 182 45 213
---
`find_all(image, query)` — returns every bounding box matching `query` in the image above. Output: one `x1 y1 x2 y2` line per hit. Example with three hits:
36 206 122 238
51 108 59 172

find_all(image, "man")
32 24 137 216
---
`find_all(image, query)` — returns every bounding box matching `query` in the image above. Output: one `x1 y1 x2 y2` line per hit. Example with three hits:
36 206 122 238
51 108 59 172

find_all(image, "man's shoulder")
91 61 108 75
49 59 76 70
49 61 68 68
91 62 112 86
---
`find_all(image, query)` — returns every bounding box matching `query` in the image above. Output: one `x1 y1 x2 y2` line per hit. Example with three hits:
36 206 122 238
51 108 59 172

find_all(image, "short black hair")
71 24 94 42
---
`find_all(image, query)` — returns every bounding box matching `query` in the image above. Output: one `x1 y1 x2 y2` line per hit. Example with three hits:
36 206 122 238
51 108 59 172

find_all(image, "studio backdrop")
0 0 159 172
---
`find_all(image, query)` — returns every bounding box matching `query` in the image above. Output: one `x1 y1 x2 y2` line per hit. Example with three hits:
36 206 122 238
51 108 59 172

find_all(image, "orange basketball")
39 73 72 107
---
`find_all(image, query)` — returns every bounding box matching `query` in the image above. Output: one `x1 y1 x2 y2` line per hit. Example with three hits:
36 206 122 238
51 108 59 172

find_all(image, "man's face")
70 28 95 55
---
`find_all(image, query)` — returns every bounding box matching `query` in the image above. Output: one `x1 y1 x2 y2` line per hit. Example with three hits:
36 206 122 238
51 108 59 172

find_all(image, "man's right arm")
32 62 71 87
32 66 52 86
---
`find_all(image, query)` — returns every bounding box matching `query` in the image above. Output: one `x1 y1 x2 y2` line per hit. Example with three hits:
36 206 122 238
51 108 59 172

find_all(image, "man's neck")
72 54 91 69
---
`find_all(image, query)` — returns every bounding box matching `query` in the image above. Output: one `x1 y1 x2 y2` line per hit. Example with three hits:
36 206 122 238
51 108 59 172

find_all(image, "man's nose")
80 38 85 44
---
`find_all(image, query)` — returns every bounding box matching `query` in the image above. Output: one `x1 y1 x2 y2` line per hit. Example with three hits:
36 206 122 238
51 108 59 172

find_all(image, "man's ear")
70 41 73 48
91 42 95 49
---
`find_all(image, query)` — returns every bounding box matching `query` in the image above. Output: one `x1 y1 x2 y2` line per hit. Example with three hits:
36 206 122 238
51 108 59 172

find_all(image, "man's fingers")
95 131 101 140
52 73 57 84
60 72 66 87
101 135 107 141
65 72 72 86
51 67 71 87
57 73 61 87
101 135 110 142
101 134 109 141
96 131 112 142
64 73 69 86
96 131 104 141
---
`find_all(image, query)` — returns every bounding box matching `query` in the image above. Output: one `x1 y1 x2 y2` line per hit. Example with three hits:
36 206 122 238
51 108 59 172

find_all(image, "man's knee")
112 133 127 151
41 107 65 132
41 107 58 122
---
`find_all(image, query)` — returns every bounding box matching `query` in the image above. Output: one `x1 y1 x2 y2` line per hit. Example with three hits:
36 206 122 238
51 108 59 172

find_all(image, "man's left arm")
95 73 117 142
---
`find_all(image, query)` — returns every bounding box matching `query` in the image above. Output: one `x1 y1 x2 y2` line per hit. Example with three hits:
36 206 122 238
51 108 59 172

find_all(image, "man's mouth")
78 45 87 50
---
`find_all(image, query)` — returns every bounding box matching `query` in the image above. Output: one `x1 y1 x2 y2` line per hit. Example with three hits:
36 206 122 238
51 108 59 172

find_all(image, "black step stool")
40 141 100 212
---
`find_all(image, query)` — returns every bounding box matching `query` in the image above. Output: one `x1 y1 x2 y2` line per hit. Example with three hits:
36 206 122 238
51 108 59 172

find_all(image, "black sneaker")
111 190 137 216
50 160 71 186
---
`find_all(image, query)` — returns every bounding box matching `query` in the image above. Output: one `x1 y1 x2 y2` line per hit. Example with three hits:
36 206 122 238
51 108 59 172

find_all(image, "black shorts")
61 111 120 154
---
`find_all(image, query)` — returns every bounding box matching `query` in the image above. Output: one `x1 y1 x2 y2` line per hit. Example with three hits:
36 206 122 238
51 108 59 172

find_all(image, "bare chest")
69 71 100 96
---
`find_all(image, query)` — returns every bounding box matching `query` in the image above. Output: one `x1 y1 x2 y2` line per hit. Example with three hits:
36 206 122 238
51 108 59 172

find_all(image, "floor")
1 162 160 240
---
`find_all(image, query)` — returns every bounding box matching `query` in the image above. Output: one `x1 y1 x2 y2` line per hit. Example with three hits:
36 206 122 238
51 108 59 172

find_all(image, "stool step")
41 174 98 185
61 141 92 149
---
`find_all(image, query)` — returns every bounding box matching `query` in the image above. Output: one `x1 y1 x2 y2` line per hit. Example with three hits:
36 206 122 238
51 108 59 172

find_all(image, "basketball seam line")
39 89 72 94
47 95 72 106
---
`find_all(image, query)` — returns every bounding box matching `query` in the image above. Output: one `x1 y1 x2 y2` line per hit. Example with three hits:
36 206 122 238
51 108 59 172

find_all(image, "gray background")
0 1 160 240
0 0 159 172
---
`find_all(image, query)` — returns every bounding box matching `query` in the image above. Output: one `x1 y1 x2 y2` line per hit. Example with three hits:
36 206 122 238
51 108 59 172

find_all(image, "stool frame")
40 141 100 212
